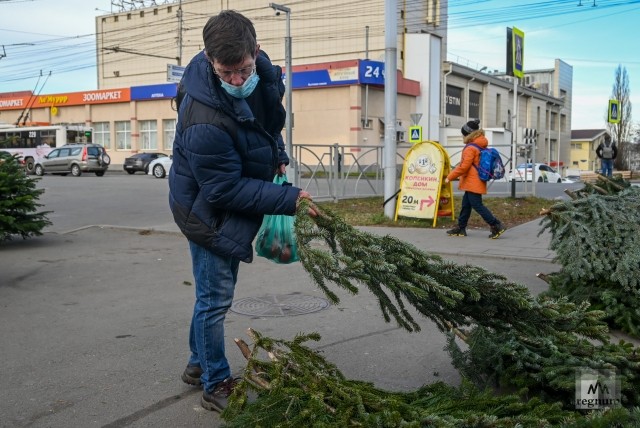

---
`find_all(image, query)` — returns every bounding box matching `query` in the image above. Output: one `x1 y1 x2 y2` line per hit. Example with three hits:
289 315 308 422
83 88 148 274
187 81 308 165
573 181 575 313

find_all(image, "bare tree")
629 122 640 171
608 65 632 170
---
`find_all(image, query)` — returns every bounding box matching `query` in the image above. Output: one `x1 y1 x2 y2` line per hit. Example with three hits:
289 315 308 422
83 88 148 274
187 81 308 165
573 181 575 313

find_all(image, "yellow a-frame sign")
395 140 455 227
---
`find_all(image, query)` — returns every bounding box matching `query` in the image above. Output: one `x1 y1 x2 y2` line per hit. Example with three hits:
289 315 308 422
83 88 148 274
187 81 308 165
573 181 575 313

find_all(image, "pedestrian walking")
444 119 506 239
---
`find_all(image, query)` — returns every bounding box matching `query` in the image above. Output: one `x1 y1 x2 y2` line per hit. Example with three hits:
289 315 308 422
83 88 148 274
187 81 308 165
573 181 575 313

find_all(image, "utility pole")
269 3 294 185
511 77 518 198
557 106 563 176
177 0 183 65
363 26 369 129
383 0 398 219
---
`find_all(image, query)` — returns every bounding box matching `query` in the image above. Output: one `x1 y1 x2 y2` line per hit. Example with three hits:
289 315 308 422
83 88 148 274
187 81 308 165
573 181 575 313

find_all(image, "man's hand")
297 191 318 217
444 178 450 184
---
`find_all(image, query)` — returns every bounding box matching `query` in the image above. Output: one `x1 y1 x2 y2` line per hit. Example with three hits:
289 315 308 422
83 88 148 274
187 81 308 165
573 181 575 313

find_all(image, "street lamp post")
269 3 295 184
557 106 565 176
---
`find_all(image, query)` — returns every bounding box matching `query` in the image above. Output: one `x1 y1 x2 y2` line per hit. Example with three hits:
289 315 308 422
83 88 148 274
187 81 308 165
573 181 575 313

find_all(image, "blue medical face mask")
219 72 260 99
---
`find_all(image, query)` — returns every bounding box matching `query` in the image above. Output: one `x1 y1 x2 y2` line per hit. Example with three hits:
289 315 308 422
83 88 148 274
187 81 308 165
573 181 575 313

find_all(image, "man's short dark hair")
203 10 257 66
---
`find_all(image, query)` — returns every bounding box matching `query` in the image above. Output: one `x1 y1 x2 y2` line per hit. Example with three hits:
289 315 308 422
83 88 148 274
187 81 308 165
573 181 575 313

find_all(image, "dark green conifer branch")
219 186 640 426
295 199 609 341
540 177 640 335
0 153 51 241
223 329 640 427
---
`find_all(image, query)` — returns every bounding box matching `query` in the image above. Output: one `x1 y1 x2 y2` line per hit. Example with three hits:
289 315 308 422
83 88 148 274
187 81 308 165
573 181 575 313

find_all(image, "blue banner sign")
292 68 358 89
291 60 385 89
131 83 178 100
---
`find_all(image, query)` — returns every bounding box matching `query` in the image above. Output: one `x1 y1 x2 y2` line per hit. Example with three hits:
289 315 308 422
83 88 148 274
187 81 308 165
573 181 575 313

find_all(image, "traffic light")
519 128 536 158
524 127 537 147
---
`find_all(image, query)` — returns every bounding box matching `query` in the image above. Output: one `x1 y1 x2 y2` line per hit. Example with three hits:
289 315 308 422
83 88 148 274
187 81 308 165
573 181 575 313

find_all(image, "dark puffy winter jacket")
169 50 300 262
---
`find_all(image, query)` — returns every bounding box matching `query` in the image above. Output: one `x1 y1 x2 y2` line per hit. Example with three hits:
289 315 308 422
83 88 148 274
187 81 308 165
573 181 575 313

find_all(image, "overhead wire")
0 0 638 90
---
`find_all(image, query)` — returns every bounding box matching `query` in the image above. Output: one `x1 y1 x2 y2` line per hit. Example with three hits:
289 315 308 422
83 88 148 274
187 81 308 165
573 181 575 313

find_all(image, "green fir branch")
0 154 51 241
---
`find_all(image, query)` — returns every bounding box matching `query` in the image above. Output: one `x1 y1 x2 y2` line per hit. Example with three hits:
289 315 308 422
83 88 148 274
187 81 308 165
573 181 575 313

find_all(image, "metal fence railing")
289 142 515 201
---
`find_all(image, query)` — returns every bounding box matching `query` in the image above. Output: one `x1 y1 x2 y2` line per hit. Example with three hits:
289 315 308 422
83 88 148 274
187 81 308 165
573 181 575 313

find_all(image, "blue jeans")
188 241 240 393
457 191 498 228
601 159 614 177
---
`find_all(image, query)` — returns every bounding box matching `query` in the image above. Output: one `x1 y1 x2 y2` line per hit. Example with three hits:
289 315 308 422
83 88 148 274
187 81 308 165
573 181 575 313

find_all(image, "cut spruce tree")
539 175 640 336
220 195 640 426
222 329 640 427
0 152 51 242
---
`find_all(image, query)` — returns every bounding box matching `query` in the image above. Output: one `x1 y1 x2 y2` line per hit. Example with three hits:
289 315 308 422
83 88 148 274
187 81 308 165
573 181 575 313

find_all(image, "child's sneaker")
488 222 506 239
446 226 467 237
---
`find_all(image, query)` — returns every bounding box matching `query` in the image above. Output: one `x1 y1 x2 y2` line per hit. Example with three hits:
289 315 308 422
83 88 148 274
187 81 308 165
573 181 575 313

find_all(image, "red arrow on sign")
420 195 435 209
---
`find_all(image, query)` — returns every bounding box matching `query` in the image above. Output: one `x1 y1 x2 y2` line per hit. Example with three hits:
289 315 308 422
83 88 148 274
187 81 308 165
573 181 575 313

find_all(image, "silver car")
34 144 111 177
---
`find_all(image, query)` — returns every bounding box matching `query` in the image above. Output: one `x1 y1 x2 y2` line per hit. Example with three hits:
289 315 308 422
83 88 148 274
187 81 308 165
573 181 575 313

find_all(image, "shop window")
163 119 176 150
93 122 111 149
140 120 158 150
115 121 131 150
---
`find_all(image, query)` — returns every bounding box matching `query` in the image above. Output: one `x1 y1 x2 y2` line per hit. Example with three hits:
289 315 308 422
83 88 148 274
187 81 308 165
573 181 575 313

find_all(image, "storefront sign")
292 60 386 89
0 88 131 111
0 98 26 109
445 85 462 116
37 89 131 107
131 83 177 100
293 67 359 89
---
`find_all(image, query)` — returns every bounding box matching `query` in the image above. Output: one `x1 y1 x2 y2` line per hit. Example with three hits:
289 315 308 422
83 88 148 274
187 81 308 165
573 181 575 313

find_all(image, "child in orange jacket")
444 119 506 239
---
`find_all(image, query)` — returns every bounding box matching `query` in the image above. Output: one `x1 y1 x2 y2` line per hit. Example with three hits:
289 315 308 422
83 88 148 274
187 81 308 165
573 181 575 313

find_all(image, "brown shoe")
201 377 239 412
181 364 203 386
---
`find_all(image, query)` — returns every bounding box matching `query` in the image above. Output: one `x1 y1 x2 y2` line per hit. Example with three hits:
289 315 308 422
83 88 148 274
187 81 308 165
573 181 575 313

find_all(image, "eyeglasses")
213 65 256 81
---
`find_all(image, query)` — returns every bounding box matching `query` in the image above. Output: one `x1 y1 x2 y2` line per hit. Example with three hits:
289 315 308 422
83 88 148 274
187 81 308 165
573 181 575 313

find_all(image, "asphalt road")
33 172 583 234
35 173 176 234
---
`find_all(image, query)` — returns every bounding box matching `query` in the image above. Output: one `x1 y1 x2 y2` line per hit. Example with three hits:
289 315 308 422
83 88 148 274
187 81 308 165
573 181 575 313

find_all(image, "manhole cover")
230 293 331 317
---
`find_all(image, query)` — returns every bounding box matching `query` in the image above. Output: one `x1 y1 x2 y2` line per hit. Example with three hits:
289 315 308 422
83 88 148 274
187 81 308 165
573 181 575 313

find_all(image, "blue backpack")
467 143 505 181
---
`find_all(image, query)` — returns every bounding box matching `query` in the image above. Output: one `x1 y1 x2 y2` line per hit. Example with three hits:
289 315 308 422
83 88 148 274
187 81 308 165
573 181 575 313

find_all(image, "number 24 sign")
360 60 385 85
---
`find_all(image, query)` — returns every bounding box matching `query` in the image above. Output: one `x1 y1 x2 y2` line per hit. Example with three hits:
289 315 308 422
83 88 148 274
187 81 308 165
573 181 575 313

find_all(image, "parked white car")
147 156 172 178
509 163 562 183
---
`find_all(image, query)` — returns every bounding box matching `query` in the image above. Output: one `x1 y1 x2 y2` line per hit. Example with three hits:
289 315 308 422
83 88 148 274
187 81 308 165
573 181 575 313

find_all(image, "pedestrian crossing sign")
608 99 620 124
409 126 422 143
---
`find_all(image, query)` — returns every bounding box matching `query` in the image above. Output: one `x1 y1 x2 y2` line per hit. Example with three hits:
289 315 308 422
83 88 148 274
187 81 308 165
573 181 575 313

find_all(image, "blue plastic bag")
255 174 299 264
